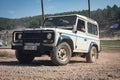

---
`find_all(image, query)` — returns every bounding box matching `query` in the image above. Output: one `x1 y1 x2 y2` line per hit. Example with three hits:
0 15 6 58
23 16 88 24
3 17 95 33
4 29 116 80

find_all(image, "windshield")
43 15 77 30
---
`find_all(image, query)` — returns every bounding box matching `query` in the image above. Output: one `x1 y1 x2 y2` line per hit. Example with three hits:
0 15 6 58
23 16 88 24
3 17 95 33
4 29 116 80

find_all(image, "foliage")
0 18 15 30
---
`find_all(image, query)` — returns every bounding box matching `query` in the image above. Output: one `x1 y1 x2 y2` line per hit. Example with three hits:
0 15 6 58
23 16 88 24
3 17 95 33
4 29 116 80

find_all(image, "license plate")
24 46 37 50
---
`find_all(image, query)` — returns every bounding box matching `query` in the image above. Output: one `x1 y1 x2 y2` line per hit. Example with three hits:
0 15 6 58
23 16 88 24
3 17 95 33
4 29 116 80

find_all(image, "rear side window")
87 22 98 35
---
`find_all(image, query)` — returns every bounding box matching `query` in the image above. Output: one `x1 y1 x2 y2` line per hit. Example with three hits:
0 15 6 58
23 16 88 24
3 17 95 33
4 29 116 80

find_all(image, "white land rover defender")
12 14 101 65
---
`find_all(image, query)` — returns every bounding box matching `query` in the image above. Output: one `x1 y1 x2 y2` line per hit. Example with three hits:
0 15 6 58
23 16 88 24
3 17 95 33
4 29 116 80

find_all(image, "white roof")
76 14 97 24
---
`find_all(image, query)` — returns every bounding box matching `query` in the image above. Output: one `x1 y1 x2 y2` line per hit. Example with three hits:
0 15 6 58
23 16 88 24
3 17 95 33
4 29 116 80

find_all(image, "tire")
15 50 34 64
51 42 72 66
86 46 97 63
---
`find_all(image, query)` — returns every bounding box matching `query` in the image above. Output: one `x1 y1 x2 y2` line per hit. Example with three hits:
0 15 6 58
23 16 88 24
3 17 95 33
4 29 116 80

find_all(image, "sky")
0 0 120 19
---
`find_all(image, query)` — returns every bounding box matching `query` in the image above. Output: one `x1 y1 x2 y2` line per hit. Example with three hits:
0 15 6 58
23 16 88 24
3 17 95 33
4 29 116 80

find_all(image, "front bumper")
12 42 53 54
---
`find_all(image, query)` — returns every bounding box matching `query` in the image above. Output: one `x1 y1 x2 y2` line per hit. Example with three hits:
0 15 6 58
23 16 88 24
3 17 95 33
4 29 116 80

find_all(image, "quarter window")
87 23 98 35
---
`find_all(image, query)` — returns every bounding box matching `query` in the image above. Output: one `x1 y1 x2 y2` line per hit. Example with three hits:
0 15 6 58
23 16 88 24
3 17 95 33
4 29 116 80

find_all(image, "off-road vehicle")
12 14 101 65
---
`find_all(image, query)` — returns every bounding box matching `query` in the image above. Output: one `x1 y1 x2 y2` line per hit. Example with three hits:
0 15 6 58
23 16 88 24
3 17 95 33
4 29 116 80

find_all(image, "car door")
75 18 89 52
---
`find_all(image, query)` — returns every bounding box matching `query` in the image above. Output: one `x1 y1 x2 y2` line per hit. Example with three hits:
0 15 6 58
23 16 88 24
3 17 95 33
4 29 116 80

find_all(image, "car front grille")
23 31 42 43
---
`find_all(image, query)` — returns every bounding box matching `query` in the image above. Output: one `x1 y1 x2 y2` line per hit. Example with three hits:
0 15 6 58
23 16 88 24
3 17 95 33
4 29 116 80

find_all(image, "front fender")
57 35 71 46
56 35 74 50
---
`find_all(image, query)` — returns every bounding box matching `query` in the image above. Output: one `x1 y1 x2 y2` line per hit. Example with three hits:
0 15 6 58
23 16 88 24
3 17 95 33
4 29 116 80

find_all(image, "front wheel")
51 42 72 66
15 50 34 64
86 46 97 63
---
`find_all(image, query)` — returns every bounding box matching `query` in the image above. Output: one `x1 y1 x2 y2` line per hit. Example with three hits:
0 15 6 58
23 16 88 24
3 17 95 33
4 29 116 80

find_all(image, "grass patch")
101 40 120 51
101 40 120 47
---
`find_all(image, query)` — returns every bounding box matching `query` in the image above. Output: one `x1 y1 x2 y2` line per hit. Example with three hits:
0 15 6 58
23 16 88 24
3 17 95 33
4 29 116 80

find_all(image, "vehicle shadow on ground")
0 59 86 66
0 60 53 66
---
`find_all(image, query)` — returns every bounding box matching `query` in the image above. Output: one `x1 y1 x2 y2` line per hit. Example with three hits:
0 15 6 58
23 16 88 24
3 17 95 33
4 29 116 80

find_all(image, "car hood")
24 28 73 33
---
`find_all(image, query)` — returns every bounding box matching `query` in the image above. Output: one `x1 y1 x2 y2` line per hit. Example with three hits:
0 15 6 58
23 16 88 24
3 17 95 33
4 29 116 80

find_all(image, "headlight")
13 31 23 43
43 33 53 43
15 33 22 40
42 31 55 44
17 33 22 39
47 33 52 39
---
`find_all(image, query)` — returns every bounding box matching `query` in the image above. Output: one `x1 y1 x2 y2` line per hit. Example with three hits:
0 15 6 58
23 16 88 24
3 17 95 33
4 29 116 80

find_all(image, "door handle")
84 38 87 41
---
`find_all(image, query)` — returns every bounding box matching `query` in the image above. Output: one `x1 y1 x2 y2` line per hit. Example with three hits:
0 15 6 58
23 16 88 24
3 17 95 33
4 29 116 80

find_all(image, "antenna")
88 0 91 18
41 0 45 25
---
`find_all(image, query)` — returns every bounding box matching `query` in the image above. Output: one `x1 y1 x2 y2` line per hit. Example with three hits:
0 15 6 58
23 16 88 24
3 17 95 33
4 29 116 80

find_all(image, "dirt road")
0 49 120 80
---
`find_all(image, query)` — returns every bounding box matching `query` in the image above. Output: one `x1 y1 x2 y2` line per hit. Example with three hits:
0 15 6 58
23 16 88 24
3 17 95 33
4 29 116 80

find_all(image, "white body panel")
53 28 100 53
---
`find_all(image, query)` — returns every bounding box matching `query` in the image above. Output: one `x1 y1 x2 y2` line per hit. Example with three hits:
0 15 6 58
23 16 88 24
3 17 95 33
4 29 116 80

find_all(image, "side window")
77 19 85 32
87 22 98 35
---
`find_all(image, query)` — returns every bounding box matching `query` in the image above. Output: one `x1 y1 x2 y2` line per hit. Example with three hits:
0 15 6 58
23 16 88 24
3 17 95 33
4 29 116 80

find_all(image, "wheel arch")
89 42 98 53
88 42 99 58
57 36 74 51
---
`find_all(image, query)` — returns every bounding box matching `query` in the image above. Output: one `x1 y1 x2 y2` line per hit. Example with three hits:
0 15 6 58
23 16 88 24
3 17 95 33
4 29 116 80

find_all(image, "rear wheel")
51 42 72 66
15 50 34 64
86 46 97 63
